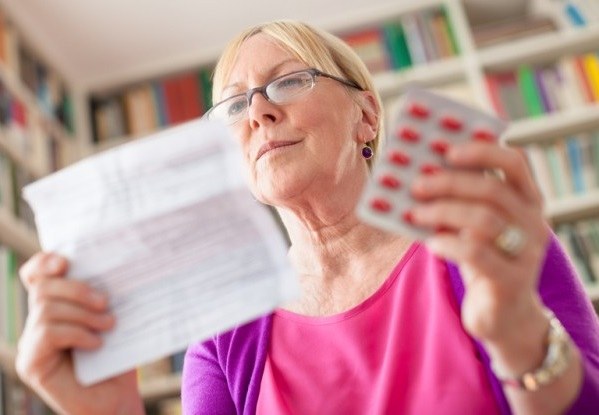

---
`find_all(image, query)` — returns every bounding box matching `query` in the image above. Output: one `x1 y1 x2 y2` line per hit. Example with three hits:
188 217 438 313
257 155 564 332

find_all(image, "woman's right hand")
16 252 145 415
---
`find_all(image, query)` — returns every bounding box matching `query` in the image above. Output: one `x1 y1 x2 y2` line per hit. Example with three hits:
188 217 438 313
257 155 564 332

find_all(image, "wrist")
484 301 549 375
489 307 574 391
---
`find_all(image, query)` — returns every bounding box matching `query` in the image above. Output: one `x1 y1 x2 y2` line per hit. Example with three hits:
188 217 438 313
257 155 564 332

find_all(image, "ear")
355 91 380 145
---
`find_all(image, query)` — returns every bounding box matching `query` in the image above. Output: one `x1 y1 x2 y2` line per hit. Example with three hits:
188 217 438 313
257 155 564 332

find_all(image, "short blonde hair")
212 20 384 166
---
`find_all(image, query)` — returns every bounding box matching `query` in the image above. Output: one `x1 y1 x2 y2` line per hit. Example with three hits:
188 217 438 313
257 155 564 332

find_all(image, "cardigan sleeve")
537 234 599 414
181 338 236 415
181 315 273 415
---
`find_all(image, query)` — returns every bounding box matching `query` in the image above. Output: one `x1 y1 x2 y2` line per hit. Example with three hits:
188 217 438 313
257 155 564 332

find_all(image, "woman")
16 20 599 414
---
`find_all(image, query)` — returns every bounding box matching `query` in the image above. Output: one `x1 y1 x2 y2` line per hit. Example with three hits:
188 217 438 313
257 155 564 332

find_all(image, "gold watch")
493 309 572 391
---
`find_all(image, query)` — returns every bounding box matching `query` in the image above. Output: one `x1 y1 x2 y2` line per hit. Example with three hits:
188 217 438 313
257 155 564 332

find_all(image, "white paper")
23 120 298 386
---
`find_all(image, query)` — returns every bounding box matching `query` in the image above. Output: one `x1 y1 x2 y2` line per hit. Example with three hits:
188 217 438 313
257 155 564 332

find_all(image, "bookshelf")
1 0 599 412
0 5 78 415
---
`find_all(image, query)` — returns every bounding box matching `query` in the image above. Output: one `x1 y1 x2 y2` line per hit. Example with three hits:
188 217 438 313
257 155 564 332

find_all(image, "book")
382 22 412 70
566 136 585 193
517 65 545 117
525 144 556 201
582 53 599 101
401 13 428 65
488 71 528 120
557 57 588 108
198 67 213 109
573 56 595 103
578 132 597 191
341 28 391 73
123 84 158 136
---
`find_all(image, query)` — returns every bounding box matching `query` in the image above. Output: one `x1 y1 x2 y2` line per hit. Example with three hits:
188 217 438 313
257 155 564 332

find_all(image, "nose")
247 88 268 106
247 91 280 129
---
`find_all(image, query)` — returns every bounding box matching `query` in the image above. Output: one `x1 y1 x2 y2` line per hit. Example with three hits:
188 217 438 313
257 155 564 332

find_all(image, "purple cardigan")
182 236 599 414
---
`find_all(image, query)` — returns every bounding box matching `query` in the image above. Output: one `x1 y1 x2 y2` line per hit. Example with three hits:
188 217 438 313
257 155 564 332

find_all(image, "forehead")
226 34 303 88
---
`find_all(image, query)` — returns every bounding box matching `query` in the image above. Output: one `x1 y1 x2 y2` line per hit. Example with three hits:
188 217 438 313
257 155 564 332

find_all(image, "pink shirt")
257 243 501 414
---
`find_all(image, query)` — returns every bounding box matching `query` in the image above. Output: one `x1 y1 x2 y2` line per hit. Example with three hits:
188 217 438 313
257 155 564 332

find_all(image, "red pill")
379 175 402 190
370 198 392 213
389 151 411 166
408 103 430 119
440 116 463 132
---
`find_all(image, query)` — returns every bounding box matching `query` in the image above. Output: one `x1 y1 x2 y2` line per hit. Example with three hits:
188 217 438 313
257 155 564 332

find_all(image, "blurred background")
1 0 598 414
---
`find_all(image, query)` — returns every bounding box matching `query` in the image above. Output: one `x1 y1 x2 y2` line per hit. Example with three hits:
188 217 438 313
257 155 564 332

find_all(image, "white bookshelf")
139 373 182 402
0 207 39 258
545 190 599 224
2 0 599 406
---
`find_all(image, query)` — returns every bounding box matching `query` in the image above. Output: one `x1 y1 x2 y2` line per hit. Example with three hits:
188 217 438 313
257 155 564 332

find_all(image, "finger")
34 323 103 351
28 300 115 332
411 169 534 220
425 232 520 284
411 200 506 242
30 279 109 312
19 252 68 289
445 142 542 204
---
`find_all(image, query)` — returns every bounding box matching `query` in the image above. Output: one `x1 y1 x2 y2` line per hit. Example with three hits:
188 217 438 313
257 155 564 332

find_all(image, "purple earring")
362 145 373 160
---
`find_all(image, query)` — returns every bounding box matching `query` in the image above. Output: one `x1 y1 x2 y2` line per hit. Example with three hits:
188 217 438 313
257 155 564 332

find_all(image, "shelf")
374 57 465 98
0 341 17 378
139 373 181 402
478 24 599 70
545 190 599 224
503 105 599 146
587 283 599 303
0 206 39 258
0 63 74 144
0 132 46 179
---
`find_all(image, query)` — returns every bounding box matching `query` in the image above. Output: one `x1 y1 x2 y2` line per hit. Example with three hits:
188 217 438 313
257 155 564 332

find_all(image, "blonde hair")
212 20 384 166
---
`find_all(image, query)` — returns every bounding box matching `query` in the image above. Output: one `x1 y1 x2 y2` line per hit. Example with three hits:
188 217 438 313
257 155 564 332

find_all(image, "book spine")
582 53 599 102
566 136 585 193
517 65 544 117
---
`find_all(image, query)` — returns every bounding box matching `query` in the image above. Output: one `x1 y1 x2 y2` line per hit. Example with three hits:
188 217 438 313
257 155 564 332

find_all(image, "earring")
362 145 373 160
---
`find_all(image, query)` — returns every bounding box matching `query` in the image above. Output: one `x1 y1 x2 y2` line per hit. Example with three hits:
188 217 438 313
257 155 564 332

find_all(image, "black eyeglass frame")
204 68 365 122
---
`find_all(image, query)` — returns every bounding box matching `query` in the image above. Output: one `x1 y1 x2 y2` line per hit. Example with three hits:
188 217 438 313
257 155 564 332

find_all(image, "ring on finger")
494 224 526 257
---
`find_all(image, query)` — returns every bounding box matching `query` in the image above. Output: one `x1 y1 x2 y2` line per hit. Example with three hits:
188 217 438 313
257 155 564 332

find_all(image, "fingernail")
45 256 63 273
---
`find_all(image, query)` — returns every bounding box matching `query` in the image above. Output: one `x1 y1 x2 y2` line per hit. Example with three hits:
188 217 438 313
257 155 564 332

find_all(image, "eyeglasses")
204 68 364 125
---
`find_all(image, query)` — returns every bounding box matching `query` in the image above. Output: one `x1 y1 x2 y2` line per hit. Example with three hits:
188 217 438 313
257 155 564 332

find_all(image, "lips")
256 140 300 160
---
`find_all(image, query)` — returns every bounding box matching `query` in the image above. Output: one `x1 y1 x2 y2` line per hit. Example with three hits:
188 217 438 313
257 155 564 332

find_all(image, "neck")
277 194 408 283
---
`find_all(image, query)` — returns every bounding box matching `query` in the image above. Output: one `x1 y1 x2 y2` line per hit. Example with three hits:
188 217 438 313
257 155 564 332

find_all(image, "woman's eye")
276 76 307 90
227 99 247 116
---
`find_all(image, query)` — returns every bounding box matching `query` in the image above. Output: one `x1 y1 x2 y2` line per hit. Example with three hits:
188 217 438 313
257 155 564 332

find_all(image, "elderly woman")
16 20 599 415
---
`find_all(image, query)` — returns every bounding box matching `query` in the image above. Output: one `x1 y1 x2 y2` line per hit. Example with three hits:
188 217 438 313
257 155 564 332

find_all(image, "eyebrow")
222 59 301 94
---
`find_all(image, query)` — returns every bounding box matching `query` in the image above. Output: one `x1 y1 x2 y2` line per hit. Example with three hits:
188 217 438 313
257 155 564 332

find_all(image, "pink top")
256 243 501 414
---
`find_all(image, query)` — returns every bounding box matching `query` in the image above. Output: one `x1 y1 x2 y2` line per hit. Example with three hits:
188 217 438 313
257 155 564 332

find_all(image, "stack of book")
486 51 599 120
91 67 213 143
339 6 459 74
0 11 74 133
525 129 599 202
556 217 599 287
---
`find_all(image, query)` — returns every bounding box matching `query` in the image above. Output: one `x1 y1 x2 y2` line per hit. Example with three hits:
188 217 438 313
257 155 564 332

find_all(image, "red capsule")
396 127 421 143
389 151 411 166
370 198 392 213
379 175 402 190
408 103 430 119
472 129 496 142
440 116 463 132
420 163 442 175
402 210 414 224
429 140 450 155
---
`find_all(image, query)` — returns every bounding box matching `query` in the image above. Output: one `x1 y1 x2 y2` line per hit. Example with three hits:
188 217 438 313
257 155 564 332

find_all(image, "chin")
253 176 304 206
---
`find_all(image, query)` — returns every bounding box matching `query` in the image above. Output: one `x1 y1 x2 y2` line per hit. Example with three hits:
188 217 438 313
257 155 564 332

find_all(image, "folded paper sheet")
23 120 298 386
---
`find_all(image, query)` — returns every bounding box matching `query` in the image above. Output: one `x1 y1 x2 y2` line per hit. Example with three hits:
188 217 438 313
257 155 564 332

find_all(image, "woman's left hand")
409 140 551 349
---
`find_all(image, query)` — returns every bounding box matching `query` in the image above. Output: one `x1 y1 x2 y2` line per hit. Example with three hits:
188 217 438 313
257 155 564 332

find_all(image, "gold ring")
495 225 526 257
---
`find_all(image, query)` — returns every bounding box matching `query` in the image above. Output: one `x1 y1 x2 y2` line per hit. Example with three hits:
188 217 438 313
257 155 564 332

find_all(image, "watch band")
493 309 572 391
